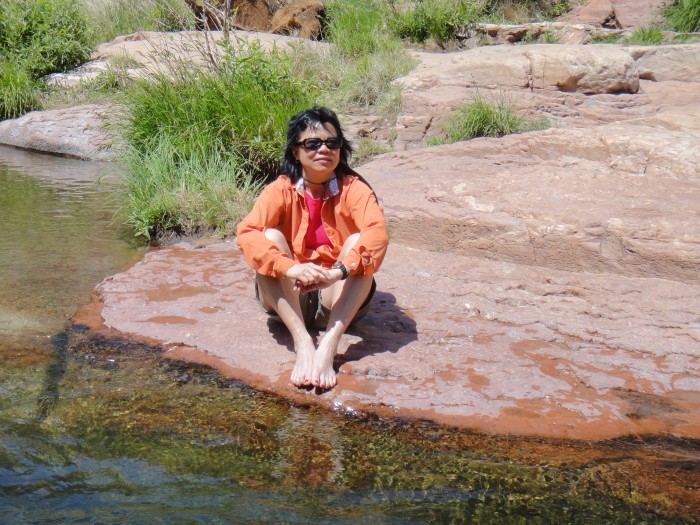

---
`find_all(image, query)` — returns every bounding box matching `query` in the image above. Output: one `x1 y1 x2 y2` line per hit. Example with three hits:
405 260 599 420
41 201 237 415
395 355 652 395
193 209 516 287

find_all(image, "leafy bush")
0 0 92 79
437 92 551 143
664 0 700 33
0 59 41 119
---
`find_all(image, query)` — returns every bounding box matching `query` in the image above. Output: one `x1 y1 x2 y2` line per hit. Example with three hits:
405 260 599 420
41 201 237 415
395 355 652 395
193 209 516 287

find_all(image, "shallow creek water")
0 146 697 524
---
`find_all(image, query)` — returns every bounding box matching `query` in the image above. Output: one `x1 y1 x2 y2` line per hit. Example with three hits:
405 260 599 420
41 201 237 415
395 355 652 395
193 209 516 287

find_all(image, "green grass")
119 40 314 240
433 92 552 144
591 34 621 44
623 26 665 45
388 0 486 45
293 0 416 113
123 136 262 239
0 59 41 119
82 0 195 47
663 0 700 33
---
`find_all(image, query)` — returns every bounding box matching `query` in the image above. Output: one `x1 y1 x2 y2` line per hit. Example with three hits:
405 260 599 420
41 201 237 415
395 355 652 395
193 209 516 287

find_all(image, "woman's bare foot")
310 340 338 390
291 339 316 387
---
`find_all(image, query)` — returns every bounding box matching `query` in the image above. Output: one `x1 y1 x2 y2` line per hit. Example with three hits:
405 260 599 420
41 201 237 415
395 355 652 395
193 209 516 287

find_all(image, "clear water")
0 145 696 524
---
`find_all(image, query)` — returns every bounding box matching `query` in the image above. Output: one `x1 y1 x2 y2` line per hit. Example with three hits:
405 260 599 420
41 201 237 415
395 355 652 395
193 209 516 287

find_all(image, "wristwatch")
332 261 349 280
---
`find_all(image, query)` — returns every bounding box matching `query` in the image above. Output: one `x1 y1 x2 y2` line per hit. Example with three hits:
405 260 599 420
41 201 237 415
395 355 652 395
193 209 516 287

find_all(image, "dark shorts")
255 275 376 329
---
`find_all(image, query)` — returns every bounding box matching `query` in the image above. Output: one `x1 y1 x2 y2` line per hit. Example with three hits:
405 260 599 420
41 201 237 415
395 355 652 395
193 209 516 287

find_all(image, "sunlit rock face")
558 0 668 29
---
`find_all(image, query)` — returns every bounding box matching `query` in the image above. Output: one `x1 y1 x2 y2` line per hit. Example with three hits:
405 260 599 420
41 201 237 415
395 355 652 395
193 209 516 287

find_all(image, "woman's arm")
338 178 389 276
236 179 297 278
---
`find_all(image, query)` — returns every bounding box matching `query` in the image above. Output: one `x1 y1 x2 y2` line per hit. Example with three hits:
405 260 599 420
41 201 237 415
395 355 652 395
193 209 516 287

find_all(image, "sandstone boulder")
271 0 324 39
625 44 700 82
185 0 273 31
525 44 639 93
371 126 700 284
0 104 117 160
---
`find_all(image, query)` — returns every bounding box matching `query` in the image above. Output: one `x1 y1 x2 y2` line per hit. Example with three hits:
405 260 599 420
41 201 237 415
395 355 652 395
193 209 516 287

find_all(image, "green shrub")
388 0 486 45
0 0 92 79
324 0 399 57
123 136 261 240
0 59 41 119
83 0 196 47
624 26 665 45
120 40 314 239
295 0 415 114
439 92 551 143
663 0 700 32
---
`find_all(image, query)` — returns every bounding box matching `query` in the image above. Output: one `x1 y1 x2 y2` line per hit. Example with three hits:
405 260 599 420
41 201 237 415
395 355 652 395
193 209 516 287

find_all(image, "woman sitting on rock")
236 106 389 390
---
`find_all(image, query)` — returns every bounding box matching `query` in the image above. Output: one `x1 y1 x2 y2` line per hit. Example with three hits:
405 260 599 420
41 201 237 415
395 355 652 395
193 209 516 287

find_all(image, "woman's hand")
286 263 342 293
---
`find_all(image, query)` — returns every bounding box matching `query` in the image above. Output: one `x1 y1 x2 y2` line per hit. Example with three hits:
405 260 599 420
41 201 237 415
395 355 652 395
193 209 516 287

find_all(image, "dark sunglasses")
296 137 343 150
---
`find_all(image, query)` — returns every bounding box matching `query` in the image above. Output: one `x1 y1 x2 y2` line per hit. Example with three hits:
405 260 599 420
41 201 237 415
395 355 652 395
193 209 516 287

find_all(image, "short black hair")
281 106 354 182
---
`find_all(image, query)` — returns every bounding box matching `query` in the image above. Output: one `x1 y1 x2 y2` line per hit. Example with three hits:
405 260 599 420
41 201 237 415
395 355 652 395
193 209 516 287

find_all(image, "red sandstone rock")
88 239 699 440
271 0 324 39
559 0 667 29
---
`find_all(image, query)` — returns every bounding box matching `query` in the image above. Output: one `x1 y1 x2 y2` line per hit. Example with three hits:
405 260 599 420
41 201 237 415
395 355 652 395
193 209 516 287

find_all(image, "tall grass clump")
82 0 196 47
663 0 700 33
388 0 486 45
294 0 415 114
624 26 665 45
437 92 551 143
121 40 314 239
0 60 41 119
123 137 262 240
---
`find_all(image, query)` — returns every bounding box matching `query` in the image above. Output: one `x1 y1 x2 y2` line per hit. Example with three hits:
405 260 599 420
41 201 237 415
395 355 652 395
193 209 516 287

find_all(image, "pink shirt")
304 191 331 250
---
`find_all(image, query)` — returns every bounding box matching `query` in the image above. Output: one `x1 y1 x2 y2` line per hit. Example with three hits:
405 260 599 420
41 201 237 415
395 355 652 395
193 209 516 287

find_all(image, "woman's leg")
255 229 315 387
312 234 374 389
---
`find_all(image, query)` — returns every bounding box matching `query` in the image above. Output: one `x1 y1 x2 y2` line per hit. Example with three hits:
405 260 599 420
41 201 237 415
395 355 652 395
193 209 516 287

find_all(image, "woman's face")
293 122 341 180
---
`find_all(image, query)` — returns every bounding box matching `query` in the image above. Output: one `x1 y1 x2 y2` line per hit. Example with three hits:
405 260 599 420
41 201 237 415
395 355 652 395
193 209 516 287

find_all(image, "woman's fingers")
287 263 331 286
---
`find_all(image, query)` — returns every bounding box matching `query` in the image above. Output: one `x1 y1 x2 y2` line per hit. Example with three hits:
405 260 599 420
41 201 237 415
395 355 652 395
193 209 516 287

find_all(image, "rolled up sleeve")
340 180 389 276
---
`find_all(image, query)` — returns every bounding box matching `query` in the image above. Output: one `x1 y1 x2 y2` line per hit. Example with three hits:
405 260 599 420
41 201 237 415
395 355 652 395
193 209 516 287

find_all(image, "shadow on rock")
339 290 418 366
265 290 417 366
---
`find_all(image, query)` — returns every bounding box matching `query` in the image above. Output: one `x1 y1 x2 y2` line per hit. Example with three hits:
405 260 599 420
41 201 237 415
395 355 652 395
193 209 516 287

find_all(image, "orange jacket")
237 174 388 278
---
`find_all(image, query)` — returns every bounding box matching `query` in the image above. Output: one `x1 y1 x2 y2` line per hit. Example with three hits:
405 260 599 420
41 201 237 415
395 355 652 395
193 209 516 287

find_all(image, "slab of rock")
525 44 639 93
394 44 699 149
370 125 700 284
625 44 700 82
0 104 117 160
82 240 699 440
559 0 667 29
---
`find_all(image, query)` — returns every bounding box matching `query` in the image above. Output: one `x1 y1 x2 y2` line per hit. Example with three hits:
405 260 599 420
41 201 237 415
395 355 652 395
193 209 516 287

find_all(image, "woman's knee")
264 228 292 255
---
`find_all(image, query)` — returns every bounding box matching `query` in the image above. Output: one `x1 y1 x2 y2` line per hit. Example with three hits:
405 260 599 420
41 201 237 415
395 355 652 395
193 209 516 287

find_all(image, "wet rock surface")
84 237 699 440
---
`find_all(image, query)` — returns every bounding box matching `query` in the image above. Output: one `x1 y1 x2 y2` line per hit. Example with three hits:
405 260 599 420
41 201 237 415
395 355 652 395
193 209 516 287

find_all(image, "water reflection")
0 146 142 337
